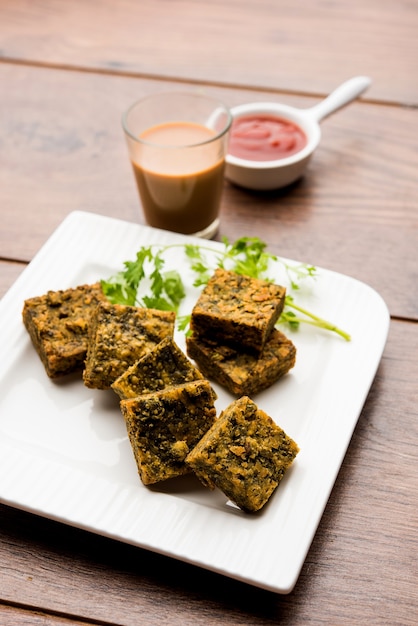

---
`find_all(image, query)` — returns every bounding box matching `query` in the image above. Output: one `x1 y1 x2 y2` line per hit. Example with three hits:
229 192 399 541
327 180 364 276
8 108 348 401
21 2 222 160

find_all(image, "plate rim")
0 210 390 594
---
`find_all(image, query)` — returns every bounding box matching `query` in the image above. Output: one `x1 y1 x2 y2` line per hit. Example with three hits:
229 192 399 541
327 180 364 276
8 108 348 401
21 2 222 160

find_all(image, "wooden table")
1 1 417 624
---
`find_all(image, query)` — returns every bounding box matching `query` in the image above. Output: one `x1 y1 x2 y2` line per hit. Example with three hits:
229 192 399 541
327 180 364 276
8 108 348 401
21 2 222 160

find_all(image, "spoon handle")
305 76 371 123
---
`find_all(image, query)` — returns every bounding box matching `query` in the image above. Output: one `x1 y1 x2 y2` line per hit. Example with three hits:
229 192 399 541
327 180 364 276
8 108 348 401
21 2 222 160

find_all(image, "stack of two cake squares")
183 269 300 512
186 268 297 397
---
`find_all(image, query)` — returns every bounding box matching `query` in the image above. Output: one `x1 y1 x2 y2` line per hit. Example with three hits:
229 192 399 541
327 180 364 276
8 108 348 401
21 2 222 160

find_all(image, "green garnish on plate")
101 236 350 341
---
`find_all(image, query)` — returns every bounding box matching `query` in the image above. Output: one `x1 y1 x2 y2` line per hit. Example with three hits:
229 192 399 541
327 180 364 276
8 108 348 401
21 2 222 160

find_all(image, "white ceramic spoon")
225 76 372 190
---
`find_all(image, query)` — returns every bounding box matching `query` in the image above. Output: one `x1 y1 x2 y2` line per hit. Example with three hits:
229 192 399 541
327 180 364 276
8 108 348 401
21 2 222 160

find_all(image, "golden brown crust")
22 283 107 378
111 337 205 400
186 328 296 396
83 302 175 390
186 396 299 512
120 380 217 485
190 268 286 353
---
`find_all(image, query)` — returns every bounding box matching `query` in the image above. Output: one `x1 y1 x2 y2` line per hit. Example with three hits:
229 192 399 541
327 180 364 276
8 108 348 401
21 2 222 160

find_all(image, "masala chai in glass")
122 92 232 238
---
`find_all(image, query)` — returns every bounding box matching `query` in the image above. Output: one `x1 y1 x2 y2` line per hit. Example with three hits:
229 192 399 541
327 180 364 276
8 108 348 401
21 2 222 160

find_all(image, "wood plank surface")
1 319 416 625
0 606 88 626
1 63 417 318
0 0 417 105
1 1 417 624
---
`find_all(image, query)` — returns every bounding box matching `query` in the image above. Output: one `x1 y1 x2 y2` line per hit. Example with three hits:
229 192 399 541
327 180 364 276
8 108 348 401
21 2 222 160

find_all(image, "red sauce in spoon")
228 115 307 161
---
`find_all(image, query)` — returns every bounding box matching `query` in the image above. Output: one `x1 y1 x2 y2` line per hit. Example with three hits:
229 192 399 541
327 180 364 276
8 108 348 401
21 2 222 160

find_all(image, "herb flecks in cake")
190 268 286 354
120 380 217 485
186 396 299 512
112 337 206 400
83 302 175 389
186 328 296 396
22 283 107 378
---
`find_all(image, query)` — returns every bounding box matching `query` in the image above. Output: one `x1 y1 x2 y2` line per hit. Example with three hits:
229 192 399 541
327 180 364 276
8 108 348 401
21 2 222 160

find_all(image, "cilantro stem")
101 237 351 341
284 298 351 341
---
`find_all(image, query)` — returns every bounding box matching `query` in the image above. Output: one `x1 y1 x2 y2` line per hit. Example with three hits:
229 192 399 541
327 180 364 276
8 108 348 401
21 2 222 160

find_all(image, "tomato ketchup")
228 115 307 161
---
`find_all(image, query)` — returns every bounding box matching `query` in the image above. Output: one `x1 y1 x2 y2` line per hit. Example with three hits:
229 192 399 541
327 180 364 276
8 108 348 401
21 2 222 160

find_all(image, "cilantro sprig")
101 237 350 341
184 236 315 287
102 247 185 312
280 296 351 341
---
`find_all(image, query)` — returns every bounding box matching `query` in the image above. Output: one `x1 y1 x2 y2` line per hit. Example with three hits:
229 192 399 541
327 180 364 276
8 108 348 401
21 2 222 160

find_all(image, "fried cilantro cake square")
83 301 175 389
120 379 217 485
186 328 296 396
190 268 286 353
186 396 299 512
22 283 107 378
112 337 206 400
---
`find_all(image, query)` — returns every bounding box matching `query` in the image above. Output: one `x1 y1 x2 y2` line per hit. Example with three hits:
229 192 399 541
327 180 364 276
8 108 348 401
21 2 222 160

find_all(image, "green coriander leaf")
177 314 191 335
101 236 350 341
101 275 137 306
184 244 203 260
185 245 212 285
142 294 177 311
222 236 277 279
124 248 153 290
278 310 300 330
162 270 185 309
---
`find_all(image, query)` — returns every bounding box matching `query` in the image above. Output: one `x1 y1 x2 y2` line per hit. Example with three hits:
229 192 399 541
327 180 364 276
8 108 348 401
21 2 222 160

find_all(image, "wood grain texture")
0 0 417 105
1 1 417 623
0 605 88 626
1 319 416 626
1 62 417 318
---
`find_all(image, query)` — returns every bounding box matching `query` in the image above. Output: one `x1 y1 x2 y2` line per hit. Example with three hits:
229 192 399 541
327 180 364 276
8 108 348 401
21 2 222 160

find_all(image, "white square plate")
0 211 389 593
